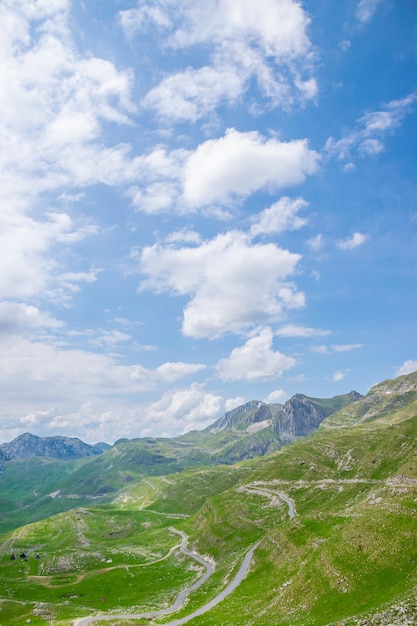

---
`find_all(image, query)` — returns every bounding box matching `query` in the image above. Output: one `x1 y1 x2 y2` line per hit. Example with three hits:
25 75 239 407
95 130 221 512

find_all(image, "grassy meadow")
0 386 416 625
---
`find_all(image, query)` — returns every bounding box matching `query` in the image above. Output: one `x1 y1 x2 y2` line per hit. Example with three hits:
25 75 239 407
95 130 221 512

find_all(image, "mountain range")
0 432 109 462
0 389 361 526
0 372 416 625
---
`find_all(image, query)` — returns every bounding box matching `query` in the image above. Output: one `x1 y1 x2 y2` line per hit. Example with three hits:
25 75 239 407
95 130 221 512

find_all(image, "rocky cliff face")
0 433 105 461
276 394 327 438
207 391 362 440
207 401 276 433
276 391 363 438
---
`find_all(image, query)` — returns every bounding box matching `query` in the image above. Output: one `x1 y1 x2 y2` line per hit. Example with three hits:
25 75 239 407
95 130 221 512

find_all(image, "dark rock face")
0 433 105 461
276 395 330 437
276 391 363 437
207 391 362 440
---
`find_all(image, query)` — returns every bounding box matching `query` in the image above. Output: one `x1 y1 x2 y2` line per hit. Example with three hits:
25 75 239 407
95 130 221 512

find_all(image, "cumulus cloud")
123 0 316 120
183 129 319 208
337 232 368 250
251 197 308 237
129 130 318 214
396 360 417 377
0 211 99 301
0 333 207 440
139 230 304 338
325 93 416 162
143 64 244 122
0 2 147 305
0 302 63 334
141 383 231 435
0 4 137 193
216 327 296 382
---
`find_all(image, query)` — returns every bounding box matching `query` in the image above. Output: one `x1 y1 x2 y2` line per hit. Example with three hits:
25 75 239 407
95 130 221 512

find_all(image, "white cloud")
216 327 296 382
139 230 304 338
164 229 202 245
332 343 363 352
129 130 318 215
0 333 208 441
166 0 311 54
141 383 229 435
312 344 363 354
154 362 206 382
251 197 308 237
356 0 383 24
143 64 244 123
396 360 417 377
339 40 351 51
264 389 288 403
326 93 416 162
307 234 324 252
183 129 319 208
88 330 132 348
311 345 330 354
332 370 347 382
225 396 246 412
359 138 384 155
337 232 368 250
0 302 63 334
0 2 146 306
118 5 172 38
124 0 316 120
276 325 331 338
0 211 98 301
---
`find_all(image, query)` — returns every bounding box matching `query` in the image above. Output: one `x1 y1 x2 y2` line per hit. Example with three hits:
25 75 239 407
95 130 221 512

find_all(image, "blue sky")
0 0 416 444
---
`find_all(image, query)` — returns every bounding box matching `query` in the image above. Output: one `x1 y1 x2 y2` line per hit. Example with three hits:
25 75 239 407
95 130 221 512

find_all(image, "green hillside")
0 391 358 533
0 373 416 625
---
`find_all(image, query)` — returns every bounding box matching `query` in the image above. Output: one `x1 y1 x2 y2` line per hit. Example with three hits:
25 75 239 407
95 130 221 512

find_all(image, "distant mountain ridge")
322 371 417 428
0 432 108 462
0 390 361 464
0 372 416 535
207 390 363 441
2 371 417 625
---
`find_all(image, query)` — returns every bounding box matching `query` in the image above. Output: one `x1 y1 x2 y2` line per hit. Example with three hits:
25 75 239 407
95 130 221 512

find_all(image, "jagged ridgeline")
0 389 360 531
0 371 416 625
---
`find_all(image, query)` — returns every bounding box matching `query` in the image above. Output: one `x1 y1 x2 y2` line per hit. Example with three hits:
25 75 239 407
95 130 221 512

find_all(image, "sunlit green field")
1 401 416 626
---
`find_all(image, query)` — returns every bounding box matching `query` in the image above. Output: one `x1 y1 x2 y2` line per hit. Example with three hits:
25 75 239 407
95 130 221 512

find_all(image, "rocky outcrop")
207 392 362 440
0 433 105 461
276 391 363 438
207 401 276 433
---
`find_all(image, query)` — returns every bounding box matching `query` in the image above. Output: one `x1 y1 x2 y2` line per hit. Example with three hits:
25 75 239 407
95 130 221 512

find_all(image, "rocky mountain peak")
0 433 105 461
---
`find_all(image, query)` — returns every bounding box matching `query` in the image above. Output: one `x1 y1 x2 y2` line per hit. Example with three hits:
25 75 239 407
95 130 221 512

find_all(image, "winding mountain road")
73 529 258 626
238 484 297 518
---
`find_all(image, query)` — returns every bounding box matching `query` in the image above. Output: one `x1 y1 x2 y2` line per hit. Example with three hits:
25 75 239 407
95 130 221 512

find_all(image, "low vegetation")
0 372 416 625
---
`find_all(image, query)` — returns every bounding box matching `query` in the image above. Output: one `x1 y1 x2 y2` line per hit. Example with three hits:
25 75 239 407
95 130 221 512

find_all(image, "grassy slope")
172 409 417 626
0 391 360 534
0 456 105 534
0 398 416 625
